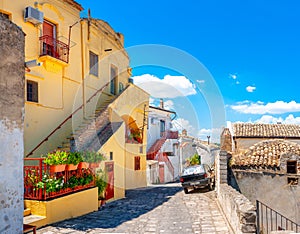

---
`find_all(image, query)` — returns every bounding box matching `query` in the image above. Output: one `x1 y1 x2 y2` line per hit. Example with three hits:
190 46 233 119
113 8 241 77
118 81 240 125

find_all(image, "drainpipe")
80 20 86 118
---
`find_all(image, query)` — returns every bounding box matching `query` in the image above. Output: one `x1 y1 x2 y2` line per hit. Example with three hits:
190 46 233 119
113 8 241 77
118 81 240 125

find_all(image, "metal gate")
256 200 300 234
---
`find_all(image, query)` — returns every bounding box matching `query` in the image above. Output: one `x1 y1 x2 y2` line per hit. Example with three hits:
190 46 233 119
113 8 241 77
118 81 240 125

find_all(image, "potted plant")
43 150 68 173
95 169 107 207
83 151 105 168
66 152 83 171
35 174 64 194
130 129 142 144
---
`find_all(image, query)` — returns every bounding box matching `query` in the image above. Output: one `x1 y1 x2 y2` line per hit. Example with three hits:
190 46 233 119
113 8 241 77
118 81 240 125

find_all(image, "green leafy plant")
43 150 68 165
67 175 80 188
79 170 94 186
130 129 142 143
83 151 105 163
187 153 201 166
95 169 107 199
66 151 83 165
35 174 64 193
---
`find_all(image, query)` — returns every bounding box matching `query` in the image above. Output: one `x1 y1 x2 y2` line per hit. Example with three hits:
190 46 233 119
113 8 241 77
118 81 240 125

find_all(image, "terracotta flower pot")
66 164 78 171
49 164 66 173
78 162 89 169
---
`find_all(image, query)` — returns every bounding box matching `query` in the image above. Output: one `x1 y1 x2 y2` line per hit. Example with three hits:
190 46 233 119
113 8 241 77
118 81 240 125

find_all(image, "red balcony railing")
24 158 95 200
39 35 69 63
164 130 178 139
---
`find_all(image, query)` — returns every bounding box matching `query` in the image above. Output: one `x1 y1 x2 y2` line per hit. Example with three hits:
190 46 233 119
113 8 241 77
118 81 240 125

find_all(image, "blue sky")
78 0 300 141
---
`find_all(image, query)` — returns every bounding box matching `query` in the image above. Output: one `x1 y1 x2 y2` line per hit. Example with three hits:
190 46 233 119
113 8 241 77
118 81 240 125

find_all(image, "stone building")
1 0 150 227
0 14 25 233
222 122 300 225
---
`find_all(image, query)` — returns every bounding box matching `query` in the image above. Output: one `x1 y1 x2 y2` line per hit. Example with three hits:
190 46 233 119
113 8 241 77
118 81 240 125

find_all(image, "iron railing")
256 200 300 234
24 158 95 200
39 35 69 63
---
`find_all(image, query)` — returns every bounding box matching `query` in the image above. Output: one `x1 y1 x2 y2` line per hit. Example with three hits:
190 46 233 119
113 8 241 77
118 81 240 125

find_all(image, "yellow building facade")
1 0 149 217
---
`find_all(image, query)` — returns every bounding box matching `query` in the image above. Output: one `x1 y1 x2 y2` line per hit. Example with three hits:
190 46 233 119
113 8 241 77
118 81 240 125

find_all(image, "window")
110 66 118 95
89 51 98 76
27 80 38 103
119 82 124 93
134 156 140 170
160 120 165 137
287 160 297 174
109 152 113 161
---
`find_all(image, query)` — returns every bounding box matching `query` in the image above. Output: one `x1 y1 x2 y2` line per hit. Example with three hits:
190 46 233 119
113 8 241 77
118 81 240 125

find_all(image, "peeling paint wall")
0 15 25 233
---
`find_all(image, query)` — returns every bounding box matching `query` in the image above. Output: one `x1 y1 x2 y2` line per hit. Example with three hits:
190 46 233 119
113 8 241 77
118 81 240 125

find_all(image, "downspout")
80 20 86 118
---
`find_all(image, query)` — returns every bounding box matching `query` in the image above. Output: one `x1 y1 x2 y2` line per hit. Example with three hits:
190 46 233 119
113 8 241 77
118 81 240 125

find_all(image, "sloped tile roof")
231 140 300 167
233 123 300 138
63 0 83 11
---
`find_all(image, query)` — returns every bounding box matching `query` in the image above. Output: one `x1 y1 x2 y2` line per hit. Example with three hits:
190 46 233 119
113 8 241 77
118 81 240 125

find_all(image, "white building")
146 99 179 183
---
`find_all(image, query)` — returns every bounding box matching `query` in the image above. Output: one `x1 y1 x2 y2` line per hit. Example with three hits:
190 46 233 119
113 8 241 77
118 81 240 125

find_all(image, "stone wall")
216 151 257 234
218 184 257 234
0 15 25 233
232 169 300 224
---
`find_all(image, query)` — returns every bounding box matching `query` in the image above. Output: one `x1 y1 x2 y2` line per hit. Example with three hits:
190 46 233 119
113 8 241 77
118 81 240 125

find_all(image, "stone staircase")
57 92 121 152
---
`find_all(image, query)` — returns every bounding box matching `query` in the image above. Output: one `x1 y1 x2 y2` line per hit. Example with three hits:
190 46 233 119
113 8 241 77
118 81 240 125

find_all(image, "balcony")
162 130 179 139
24 158 95 201
39 35 69 64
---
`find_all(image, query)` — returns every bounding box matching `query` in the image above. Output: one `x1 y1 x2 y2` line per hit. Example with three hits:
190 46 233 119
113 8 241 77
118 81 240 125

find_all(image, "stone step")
23 208 31 217
23 214 46 226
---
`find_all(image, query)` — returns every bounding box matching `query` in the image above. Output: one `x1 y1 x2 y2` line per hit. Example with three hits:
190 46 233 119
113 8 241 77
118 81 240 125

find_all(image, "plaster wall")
147 109 173 151
100 122 126 200
1 1 131 157
24 187 98 227
0 15 24 233
233 170 300 224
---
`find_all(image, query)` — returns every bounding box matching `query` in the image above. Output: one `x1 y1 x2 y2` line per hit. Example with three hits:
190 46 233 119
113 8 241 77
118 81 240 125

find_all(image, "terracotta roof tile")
233 123 300 138
231 140 300 168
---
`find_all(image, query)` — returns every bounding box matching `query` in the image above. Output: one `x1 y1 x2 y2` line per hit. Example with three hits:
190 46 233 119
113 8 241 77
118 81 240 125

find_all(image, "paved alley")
37 183 231 234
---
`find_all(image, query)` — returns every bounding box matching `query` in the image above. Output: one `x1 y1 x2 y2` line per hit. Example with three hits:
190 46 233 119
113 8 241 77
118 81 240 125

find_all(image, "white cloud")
172 118 196 136
229 74 237 80
198 128 222 143
230 100 300 114
254 114 300 124
163 100 175 110
149 97 155 105
246 86 256 93
132 74 197 98
196 79 205 84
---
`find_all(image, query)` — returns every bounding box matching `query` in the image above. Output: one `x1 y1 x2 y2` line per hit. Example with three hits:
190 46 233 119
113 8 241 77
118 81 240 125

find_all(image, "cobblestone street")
38 183 231 234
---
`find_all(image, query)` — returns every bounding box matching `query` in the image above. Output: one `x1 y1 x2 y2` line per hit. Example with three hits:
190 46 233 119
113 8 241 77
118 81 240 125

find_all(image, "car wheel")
184 188 189 194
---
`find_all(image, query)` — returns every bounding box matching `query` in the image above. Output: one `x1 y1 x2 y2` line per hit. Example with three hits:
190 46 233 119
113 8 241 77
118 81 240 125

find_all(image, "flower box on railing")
49 164 66 173
66 164 78 171
78 162 89 169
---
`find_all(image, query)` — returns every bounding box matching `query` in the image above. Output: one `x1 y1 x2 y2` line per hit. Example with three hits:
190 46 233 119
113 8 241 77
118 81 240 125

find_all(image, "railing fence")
256 200 299 234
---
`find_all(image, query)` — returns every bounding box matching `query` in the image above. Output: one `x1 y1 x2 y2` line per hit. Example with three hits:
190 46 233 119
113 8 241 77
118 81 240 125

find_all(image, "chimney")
160 98 164 109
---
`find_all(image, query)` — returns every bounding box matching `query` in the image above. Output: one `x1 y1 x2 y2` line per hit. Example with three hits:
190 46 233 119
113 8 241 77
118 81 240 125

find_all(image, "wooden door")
105 162 114 200
42 20 56 56
159 164 164 183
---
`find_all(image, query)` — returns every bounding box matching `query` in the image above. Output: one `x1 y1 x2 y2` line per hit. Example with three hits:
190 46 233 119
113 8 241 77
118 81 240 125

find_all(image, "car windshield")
182 165 205 175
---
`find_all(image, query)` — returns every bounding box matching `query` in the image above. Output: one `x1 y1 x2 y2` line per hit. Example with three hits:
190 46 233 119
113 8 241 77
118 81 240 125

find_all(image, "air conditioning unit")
24 6 43 25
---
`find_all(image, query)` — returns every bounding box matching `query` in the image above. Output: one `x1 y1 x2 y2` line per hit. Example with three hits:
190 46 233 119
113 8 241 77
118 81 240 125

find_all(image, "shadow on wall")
49 185 182 230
